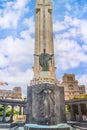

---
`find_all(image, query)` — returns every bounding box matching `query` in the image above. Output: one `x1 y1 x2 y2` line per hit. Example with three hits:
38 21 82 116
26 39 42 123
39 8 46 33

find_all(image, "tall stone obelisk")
27 0 66 125
30 0 58 85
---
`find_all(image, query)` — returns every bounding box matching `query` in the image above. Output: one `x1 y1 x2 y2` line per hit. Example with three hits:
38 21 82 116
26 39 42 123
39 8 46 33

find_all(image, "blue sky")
0 0 87 94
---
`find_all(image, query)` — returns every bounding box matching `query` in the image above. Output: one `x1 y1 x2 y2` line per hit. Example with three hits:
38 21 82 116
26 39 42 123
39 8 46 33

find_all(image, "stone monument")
26 0 66 125
30 0 58 86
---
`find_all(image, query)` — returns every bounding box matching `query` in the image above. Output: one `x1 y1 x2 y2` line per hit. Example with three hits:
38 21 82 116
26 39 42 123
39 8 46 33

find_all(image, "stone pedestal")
24 128 70 130
30 71 59 86
26 83 66 125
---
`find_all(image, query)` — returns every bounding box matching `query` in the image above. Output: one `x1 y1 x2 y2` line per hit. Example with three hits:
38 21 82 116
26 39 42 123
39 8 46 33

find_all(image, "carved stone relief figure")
38 89 55 119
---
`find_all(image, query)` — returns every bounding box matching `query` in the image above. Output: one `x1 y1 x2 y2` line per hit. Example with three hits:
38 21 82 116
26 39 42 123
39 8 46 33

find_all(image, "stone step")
16 127 24 130
74 125 87 130
10 127 24 130
10 122 25 128
0 123 10 128
0 128 10 130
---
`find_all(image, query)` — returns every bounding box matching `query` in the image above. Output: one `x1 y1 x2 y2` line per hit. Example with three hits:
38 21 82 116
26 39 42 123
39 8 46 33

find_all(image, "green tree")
14 108 19 115
0 105 4 116
72 94 87 99
6 106 12 116
66 105 70 113
0 105 19 117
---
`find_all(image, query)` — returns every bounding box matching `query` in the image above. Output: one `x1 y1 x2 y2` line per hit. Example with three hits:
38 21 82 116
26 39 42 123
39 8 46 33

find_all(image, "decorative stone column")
19 106 22 115
77 103 83 121
2 104 6 122
23 106 26 115
10 105 14 122
70 104 75 121
30 0 59 86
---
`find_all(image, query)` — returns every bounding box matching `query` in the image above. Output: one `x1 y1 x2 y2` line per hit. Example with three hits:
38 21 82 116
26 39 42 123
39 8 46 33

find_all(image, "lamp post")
0 82 8 99
0 82 8 86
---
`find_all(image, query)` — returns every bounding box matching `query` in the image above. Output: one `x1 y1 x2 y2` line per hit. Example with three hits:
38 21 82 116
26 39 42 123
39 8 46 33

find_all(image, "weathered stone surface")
26 0 66 126
30 0 59 85
26 84 66 125
25 128 70 130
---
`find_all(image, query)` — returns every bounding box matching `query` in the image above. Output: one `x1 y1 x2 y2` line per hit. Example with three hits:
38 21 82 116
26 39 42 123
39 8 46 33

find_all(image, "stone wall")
27 83 66 125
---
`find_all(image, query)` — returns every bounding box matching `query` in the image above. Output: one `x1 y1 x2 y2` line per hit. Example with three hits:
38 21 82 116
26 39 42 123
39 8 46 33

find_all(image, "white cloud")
83 5 87 13
77 74 87 91
13 0 29 10
64 16 87 43
0 0 29 29
53 21 67 32
82 45 87 52
0 67 33 95
0 11 20 29
0 0 87 95
54 16 87 44
23 17 35 34
53 15 87 70
0 0 34 94
79 20 87 43
0 54 8 68
66 4 71 11
0 34 34 67
54 37 87 70
0 29 34 94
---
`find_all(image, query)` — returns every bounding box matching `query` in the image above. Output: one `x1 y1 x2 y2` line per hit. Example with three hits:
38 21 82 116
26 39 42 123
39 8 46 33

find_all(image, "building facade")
61 74 86 100
0 87 24 100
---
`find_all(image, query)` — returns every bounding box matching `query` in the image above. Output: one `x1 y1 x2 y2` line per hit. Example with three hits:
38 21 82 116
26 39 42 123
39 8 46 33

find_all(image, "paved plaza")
0 129 9 130
0 127 24 130
0 126 87 130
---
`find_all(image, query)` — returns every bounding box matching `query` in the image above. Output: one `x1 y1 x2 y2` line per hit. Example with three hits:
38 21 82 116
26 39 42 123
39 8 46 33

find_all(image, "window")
67 76 73 81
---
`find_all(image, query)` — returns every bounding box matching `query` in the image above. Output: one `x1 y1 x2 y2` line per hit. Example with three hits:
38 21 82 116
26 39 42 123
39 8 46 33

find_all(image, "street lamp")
0 82 8 86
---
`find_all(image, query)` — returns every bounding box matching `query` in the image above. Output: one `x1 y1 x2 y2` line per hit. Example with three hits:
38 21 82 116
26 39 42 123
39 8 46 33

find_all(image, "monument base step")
24 128 70 130
24 124 72 130
68 121 87 128
0 123 10 128
10 122 25 128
